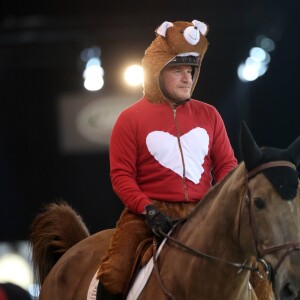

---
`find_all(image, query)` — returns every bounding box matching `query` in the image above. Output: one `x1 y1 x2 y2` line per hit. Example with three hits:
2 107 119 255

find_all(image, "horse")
30 122 300 300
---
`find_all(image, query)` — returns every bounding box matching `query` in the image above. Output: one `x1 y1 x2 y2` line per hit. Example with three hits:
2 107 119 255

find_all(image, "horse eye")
254 198 266 209
179 30 184 34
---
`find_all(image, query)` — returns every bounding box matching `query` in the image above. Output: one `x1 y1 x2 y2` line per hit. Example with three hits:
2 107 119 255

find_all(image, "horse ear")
287 136 300 167
240 121 263 170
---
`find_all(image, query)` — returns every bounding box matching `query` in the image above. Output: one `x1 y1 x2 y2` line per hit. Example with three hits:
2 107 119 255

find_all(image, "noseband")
245 160 300 280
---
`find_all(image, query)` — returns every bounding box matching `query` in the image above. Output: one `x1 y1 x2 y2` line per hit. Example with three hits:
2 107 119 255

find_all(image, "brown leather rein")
153 160 300 298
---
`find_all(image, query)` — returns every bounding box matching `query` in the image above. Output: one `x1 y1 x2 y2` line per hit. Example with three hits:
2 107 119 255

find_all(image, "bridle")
153 160 300 299
245 161 300 278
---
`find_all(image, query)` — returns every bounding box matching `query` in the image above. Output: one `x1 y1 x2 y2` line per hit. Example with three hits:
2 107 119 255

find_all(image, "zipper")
173 108 189 201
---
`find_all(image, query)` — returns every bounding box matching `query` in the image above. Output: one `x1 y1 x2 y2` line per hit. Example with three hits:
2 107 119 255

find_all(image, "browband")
247 161 297 179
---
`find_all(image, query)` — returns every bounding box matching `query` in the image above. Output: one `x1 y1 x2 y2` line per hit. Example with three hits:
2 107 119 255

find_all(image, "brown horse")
30 123 300 300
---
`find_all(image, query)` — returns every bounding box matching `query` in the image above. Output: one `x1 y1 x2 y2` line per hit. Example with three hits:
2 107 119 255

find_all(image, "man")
96 20 237 300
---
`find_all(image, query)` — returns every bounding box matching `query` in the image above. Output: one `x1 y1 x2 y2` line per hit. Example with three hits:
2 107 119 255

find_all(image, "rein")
152 160 300 298
157 225 259 272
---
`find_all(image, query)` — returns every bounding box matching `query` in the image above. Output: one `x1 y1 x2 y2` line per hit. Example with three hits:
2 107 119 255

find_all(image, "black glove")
144 205 173 237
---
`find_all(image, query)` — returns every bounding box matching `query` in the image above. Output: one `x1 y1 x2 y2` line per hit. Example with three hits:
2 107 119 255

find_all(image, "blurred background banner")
58 93 138 153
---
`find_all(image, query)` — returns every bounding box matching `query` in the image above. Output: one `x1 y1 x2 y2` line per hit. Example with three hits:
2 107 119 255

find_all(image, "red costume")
110 97 237 214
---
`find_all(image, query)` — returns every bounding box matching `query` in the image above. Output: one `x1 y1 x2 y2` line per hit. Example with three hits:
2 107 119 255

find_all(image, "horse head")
240 122 300 300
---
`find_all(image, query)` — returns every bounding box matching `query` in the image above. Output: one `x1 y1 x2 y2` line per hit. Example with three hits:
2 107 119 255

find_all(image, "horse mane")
29 201 90 286
188 162 246 219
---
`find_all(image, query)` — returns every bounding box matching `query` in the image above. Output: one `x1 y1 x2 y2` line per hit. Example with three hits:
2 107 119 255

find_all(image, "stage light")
249 47 266 62
0 253 32 290
83 64 104 91
124 65 143 86
238 63 259 82
237 35 275 82
256 35 275 52
80 46 104 91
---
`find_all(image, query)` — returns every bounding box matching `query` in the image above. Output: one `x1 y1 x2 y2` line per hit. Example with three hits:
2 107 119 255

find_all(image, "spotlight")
237 36 275 82
124 65 143 86
0 253 32 290
80 46 104 91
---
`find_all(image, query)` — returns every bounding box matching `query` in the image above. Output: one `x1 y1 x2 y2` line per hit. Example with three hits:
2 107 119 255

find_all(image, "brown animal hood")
142 20 209 103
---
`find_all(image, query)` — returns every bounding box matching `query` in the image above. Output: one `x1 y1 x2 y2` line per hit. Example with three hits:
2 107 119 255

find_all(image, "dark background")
0 0 299 241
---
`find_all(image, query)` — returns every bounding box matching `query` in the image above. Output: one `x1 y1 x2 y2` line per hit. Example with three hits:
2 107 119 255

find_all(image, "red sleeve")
210 108 237 182
109 112 151 214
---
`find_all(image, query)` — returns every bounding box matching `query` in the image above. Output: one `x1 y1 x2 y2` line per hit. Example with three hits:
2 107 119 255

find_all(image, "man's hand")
144 205 173 236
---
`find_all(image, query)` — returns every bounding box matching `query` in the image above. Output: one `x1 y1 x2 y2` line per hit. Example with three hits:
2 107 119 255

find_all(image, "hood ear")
192 20 208 35
287 136 300 167
155 21 173 37
240 121 263 170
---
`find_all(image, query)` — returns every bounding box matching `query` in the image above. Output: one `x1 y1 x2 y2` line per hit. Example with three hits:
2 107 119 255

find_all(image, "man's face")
160 65 193 103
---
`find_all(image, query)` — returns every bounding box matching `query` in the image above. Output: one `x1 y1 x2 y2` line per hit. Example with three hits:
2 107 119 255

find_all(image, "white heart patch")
146 127 209 184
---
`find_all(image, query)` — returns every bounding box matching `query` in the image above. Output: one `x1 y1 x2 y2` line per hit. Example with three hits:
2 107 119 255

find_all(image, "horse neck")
178 163 251 261
155 164 256 299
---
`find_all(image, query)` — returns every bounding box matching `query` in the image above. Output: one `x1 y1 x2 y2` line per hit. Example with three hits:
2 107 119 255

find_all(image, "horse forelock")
263 167 299 200
248 147 299 200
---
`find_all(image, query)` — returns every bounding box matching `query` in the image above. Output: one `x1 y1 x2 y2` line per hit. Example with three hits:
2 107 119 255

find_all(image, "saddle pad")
87 271 98 300
87 238 167 300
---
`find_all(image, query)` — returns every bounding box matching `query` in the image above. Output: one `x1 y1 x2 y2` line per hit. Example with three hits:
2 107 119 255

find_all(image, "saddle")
124 237 154 296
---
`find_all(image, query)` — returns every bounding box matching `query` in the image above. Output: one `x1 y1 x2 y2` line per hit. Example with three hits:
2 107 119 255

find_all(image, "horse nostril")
281 283 297 300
